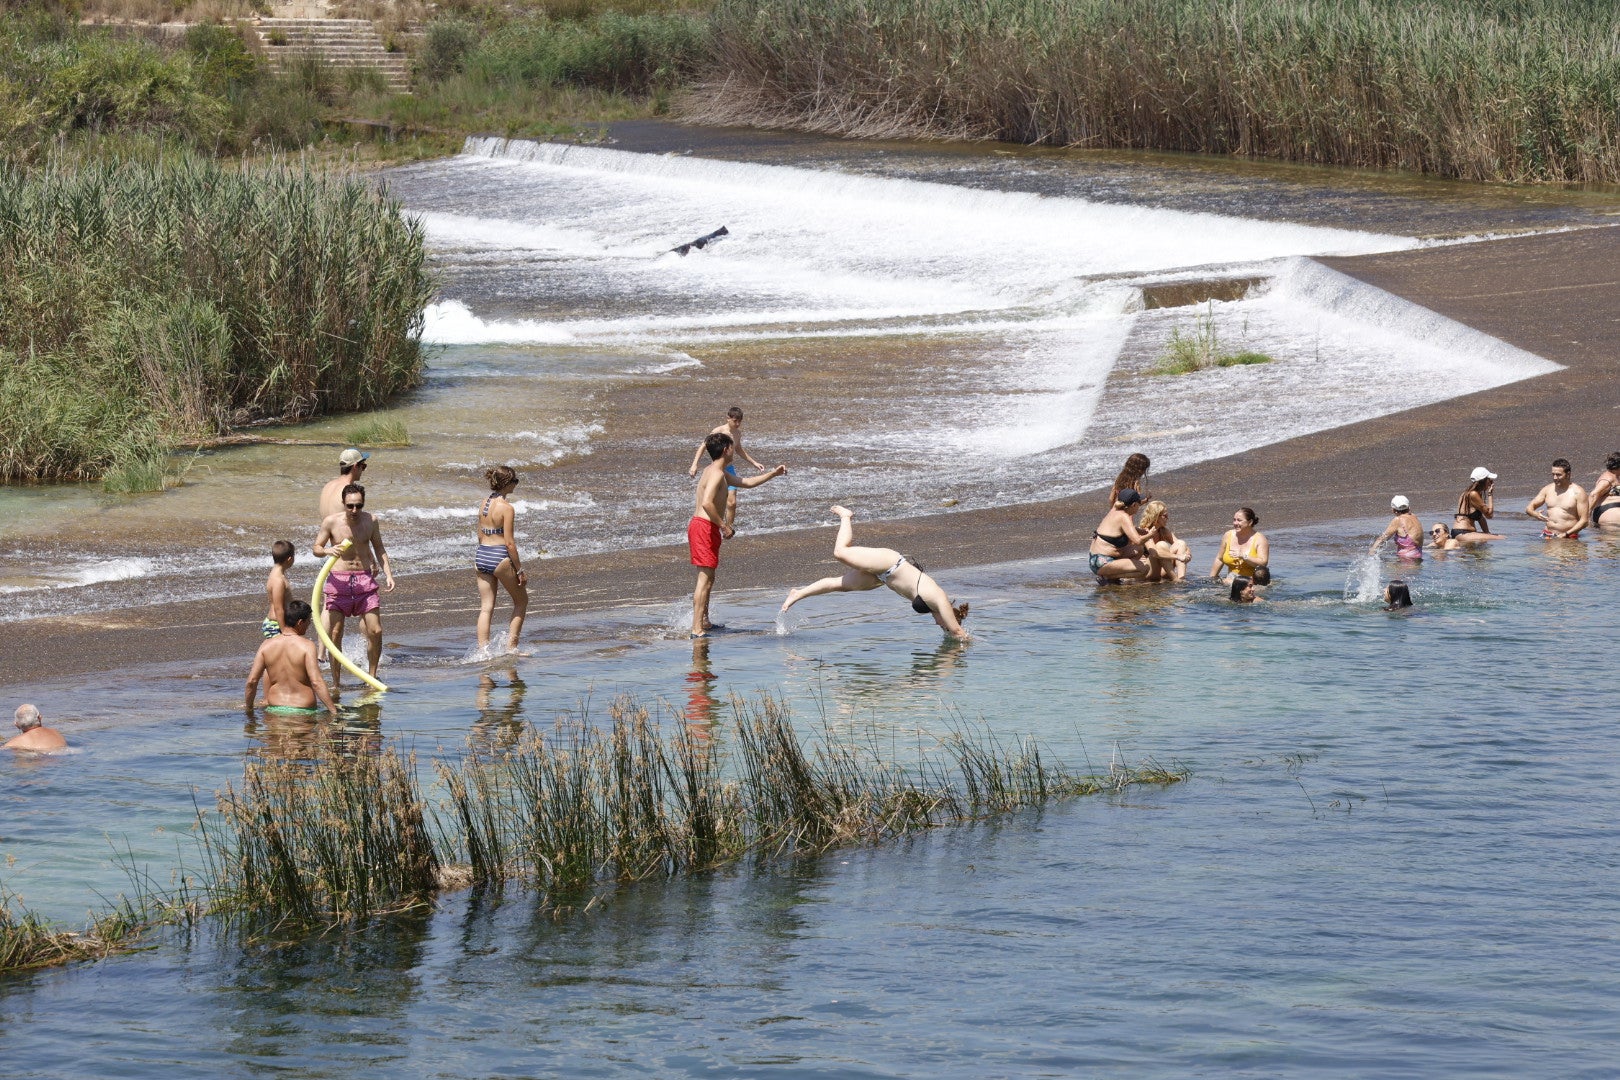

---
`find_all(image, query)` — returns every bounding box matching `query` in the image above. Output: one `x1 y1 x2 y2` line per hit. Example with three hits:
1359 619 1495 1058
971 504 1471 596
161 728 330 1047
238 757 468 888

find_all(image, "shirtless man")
244 600 338 715
688 407 766 532
5 704 66 752
313 482 395 687
319 448 369 521
781 506 970 640
1526 458 1589 539
690 432 786 636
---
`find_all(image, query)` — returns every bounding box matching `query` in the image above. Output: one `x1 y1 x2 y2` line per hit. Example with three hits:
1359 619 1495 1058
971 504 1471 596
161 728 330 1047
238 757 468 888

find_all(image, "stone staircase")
253 18 411 93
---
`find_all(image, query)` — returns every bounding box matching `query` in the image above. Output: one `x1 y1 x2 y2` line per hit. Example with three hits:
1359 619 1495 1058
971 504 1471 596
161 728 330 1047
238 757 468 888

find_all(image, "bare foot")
781 587 801 611
831 505 852 518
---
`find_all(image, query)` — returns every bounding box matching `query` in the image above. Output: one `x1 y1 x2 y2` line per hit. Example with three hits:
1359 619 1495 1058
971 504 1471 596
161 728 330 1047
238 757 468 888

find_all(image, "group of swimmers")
238 413 1620 715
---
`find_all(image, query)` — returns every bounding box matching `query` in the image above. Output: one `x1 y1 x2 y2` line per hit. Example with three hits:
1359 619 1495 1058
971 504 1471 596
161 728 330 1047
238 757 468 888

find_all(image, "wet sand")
4 215 1616 687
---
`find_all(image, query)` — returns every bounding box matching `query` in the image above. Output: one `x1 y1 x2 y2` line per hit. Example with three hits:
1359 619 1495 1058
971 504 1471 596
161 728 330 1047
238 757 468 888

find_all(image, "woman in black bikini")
473 465 528 651
1089 489 1159 583
1452 467 1498 539
1585 451 1620 529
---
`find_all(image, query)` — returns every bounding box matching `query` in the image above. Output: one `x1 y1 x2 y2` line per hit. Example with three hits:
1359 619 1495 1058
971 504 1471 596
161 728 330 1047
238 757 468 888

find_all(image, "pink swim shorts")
324 569 381 617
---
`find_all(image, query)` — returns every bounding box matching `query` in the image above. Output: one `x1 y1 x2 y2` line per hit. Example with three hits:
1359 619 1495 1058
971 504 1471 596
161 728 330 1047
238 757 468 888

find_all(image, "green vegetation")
702 0 1620 183
346 417 412 447
1154 305 1274 375
0 887 154 974
0 155 432 483
196 697 1184 926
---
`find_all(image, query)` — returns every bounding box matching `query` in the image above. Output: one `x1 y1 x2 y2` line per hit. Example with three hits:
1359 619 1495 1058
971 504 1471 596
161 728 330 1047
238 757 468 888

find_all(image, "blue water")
2 519 1618 1076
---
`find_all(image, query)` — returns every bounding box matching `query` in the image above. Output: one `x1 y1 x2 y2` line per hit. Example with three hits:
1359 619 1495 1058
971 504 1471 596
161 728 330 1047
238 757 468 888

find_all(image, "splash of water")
1344 553 1384 604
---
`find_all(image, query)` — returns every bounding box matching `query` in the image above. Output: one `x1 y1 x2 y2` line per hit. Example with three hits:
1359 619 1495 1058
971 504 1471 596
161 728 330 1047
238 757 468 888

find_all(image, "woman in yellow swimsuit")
1210 507 1270 584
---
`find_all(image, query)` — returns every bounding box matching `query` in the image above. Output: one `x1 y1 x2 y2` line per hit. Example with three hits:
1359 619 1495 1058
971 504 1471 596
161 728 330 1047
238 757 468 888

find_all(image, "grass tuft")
1153 305 1274 375
345 417 412 448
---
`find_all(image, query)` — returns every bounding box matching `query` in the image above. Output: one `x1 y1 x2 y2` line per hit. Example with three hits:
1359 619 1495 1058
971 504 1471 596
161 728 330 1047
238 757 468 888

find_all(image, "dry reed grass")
695 0 1620 183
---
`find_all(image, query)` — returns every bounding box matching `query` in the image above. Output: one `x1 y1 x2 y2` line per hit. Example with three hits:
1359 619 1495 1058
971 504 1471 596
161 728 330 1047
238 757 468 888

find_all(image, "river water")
3 132 1618 1074
3 520 1619 1076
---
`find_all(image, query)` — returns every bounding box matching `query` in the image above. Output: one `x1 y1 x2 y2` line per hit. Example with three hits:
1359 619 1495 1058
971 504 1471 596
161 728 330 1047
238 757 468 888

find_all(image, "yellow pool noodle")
310 538 389 693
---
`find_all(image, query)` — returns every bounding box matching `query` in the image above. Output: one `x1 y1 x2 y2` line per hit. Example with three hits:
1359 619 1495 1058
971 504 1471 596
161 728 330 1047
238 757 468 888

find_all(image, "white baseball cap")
1469 467 1497 482
339 448 371 467
1391 495 1410 511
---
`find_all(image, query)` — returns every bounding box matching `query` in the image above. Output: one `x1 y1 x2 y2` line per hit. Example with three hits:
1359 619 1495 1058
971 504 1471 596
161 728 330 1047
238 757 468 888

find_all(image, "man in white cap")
5 704 66 752
1527 458 1588 539
320 448 370 521
1370 496 1423 559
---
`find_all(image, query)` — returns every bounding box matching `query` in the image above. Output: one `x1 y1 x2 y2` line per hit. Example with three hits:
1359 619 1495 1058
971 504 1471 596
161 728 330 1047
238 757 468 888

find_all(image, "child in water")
263 540 294 638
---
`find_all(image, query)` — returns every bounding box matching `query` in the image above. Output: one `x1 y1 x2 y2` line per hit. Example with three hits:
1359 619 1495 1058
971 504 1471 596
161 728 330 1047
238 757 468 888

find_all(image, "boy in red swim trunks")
690 432 787 636
313 482 395 690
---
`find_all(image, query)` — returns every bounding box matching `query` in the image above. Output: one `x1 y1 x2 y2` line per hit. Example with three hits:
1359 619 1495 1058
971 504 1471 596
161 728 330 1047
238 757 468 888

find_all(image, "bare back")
250 633 327 709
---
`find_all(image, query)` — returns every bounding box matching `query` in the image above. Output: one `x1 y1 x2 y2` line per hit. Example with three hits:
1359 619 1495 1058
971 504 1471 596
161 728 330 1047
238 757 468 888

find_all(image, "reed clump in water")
1154 305 1274 375
200 748 441 927
0 154 433 484
0 888 155 975
198 696 1186 926
345 417 413 448
697 0 1620 184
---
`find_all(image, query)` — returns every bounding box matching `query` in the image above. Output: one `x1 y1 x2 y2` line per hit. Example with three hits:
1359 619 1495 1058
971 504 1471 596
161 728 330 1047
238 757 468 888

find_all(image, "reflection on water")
3 517 1619 1076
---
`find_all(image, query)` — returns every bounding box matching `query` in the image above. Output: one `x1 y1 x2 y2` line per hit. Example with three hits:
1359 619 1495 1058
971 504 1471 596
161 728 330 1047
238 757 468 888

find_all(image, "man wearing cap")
320 448 370 520
1526 458 1588 539
1371 496 1423 559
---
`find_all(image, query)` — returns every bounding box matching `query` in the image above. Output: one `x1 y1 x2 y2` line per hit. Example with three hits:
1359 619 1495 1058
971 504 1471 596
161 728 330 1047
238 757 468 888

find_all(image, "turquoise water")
2 518 1617 1075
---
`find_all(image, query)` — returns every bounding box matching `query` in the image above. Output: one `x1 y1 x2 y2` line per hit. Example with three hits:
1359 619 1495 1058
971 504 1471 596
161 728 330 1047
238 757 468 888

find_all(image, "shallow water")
4 518 1618 1076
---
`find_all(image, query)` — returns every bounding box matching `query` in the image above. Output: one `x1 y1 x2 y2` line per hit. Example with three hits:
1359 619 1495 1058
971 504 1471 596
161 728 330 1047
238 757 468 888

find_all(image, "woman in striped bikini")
474 465 528 651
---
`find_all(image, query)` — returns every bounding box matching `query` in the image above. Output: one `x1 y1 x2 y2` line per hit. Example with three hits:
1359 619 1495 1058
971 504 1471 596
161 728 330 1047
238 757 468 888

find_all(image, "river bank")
4 219 1615 686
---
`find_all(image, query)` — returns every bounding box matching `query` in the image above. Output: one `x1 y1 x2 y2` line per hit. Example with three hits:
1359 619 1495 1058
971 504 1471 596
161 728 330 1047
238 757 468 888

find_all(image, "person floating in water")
313 482 395 688
245 600 337 716
1526 457 1588 539
1384 580 1414 610
1370 496 1423 560
688 406 768 533
1211 507 1270 585
780 505 970 639
1228 576 1260 603
473 465 528 652
5 704 66 752
690 432 787 637
263 540 294 639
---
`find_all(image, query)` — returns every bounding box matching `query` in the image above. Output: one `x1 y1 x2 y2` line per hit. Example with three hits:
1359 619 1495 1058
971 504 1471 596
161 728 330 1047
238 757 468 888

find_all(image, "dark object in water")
670 226 728 256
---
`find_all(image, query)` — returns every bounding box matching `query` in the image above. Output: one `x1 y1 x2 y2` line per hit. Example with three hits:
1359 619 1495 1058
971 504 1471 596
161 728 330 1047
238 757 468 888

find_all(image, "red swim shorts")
688 516 723 569
324 569 381 617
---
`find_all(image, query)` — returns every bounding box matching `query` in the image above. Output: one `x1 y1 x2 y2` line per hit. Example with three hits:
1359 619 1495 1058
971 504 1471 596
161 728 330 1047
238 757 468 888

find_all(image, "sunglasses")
344 502 364 510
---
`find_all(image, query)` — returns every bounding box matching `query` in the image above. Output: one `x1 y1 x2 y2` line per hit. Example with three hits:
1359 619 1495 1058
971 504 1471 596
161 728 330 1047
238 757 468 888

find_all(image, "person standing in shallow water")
245 600 337 716
690 433 787 637
313 482 395 688
474 465 528 652
1583 451 1620 529
1527 458 1588 539
688 406 768 533
780 505 971 639
1371 496 1423 560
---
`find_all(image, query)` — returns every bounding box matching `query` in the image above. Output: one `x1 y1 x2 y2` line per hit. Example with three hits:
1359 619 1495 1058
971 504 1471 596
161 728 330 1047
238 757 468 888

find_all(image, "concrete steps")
254 18 411 92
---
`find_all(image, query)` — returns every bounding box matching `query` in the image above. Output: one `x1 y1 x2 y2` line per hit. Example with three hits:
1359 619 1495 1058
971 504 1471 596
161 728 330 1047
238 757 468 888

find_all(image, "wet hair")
284 599 314 627
1384 580 1413 609
14 704 41 730
271 540 294 565
1553 457 1572 473
485 464 518 491
1607 451 1620 473
704 432 733 460
1252 564 1271 586
1237 507 1259 527
1138 499 1168 531
727 406 744 421
953 601 970 624
1229 576 1254 602
341 482 365 502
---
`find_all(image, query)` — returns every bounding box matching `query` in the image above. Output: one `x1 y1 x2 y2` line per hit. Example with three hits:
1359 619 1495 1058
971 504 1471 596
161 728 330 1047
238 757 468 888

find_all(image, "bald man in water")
5 704 66 751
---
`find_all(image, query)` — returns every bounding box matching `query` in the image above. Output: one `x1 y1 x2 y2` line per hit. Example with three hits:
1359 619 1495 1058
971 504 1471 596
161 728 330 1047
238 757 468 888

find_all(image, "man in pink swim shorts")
313 482 395 690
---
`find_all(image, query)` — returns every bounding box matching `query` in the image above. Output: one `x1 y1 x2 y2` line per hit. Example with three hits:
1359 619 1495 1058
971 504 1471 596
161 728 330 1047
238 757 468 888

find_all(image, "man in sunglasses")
313 482 395 689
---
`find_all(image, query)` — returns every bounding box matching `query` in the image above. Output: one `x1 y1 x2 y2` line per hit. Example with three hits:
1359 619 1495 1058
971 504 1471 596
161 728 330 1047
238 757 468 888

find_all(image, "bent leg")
782 570 882 611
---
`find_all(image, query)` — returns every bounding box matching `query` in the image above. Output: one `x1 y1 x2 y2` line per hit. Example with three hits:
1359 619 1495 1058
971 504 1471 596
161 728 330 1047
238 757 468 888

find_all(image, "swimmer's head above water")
14 703 41 731
1384 580 1413 609
1229 576 1257 603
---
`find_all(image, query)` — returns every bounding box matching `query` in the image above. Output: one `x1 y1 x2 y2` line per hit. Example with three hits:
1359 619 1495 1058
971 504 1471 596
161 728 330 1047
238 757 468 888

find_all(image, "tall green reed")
699 0 1620 183
0 153 433 482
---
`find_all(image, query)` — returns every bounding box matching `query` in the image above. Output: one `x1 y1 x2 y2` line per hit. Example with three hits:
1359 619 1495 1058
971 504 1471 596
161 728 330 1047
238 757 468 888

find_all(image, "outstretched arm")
1369 521 1397 554
733 464 788 489
689 441 708 477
